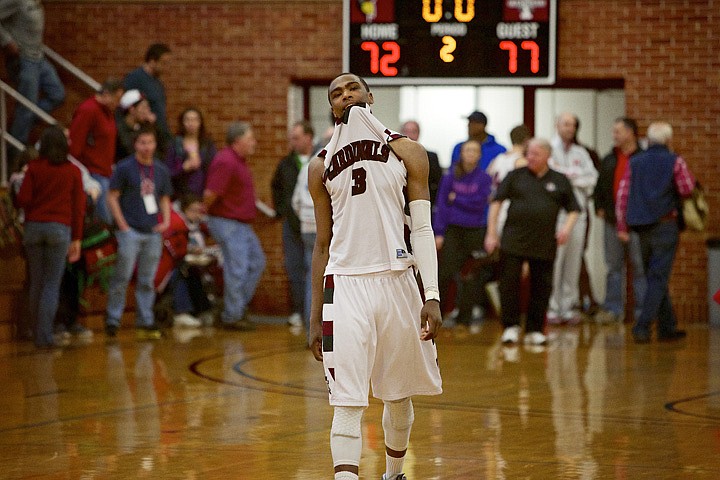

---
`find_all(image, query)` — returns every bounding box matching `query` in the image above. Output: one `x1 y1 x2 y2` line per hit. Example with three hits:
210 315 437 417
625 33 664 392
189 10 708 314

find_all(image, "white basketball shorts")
321 268 442 406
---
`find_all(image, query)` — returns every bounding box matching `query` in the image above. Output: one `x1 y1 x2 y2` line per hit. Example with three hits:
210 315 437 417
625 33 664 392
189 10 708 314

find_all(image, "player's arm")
390 138 442 341
308 156 332 360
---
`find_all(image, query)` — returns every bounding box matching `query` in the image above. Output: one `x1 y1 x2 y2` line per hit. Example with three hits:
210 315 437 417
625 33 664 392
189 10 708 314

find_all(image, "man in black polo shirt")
485 138 580 346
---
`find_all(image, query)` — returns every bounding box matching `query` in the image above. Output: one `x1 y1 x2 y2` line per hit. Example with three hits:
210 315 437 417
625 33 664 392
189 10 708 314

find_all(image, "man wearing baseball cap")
450 110 507 170
116 89 157 160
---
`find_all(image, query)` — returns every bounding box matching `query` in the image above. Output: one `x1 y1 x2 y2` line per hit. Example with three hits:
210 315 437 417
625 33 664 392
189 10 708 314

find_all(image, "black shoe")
221 318 256 331
658 330 687 342
105 324 119 338
381 474 407 480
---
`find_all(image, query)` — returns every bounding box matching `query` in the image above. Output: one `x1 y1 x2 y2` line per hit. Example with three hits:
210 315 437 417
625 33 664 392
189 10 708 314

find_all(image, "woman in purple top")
433 140 494 329
165 107 217 197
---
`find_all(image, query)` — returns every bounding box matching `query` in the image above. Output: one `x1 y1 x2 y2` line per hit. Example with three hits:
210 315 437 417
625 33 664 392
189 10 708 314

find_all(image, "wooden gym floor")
1 317 720 479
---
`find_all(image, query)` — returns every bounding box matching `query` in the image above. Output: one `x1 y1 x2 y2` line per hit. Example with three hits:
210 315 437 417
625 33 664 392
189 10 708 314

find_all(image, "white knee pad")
382 398 415 451
331 406 365 467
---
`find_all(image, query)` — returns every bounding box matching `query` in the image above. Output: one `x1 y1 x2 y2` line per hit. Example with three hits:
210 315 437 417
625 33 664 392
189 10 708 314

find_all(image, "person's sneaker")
469 320 482 335
595 309 619 324
562 311 582 325
136 325 163 340
287 312 303 327
501 325 521 344
173 313 202 328
105 324 119 338
69 324 94 339
198 311 216 327
381 474 407 480
221 318 256 331
524 331 547 346
546 312 563 325
658 330 687 342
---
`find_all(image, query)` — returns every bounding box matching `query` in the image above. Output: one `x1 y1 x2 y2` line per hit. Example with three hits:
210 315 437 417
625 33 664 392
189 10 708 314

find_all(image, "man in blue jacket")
450 111 506 170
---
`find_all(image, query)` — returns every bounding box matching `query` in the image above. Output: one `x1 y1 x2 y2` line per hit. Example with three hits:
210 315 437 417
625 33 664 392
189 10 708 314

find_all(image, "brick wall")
40 0 718 321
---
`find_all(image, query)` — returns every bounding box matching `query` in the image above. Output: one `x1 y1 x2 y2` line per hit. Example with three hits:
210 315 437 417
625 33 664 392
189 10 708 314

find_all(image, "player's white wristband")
409 199 440 303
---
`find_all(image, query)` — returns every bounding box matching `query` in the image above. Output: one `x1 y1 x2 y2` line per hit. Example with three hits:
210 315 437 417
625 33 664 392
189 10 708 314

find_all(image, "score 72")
499 40 540 74
360 41 400 77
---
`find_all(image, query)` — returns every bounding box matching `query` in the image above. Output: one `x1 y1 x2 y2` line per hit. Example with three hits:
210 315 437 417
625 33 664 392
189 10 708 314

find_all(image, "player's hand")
308 319 323 361
420 299 442 341
617 231 630 243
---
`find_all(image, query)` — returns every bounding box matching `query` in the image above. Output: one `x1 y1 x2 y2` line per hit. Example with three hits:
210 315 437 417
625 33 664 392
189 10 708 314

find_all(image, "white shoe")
287 312 303 327
501 325 521 344
524 331 547 346
173 313 202 328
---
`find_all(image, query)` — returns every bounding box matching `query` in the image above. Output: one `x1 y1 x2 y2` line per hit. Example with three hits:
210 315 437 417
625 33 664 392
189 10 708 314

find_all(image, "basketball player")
307 73 443 480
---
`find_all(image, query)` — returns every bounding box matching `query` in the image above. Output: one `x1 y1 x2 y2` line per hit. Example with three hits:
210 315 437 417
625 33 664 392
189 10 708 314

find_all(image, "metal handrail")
0 79 59 184
43 45 100 92
0 46 98 185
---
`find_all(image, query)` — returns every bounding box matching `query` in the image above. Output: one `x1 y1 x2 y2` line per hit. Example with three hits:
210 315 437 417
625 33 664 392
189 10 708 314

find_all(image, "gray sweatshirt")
0 0 44 61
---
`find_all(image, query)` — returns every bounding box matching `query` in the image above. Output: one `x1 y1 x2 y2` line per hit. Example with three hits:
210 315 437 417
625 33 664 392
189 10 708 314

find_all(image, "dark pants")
499 251 554 333
282 221 306 315
633 220 679 337
438 225 493 323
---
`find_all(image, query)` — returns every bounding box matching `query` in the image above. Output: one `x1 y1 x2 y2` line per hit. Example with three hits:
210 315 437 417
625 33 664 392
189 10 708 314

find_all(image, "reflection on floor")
1 318 719 479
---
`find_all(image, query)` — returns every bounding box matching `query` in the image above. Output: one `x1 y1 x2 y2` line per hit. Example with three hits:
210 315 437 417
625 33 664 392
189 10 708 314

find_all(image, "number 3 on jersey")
352 167 367 196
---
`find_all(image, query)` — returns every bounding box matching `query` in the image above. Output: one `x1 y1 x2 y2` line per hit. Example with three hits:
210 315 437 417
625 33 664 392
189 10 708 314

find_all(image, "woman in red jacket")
16 126 86 348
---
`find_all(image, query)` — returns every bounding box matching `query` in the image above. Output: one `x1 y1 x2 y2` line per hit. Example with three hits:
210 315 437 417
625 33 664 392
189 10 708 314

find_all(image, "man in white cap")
116 89 157 160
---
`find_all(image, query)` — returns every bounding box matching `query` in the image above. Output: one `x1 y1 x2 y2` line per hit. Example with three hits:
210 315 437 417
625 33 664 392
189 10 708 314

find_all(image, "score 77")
360 41 400 77
499 40 540 74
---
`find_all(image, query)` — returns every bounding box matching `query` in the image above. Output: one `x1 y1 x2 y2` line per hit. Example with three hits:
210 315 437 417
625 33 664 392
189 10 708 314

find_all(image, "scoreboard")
344 0 557 85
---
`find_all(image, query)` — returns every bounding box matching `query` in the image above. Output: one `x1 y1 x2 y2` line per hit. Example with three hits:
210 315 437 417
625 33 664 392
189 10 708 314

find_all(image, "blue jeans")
90 174 112 225
106 229 162 328
23 222 71 347
10 57 65 146
603 222 646 317
207 217 266 323
283 221 306 315
633 220 679 336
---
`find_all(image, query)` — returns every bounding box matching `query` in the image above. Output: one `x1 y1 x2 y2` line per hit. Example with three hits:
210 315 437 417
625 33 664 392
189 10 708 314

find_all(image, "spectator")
271 120 314 328
434 139 494 332
616 121 694 343
484 138 580 346
0 0 65 149
15 126 85 348
154 194 214 328
593 117 646 323
291 158 316 337
450 110 506 169
204 121 266 331
53 156 102 343
401 120 443 207
105 125 172 339
547 112 598 324
486 124 531 237
115 89 157 161
124 43 172 155
68 77 124 225
166 107 216 197
307 73 442 480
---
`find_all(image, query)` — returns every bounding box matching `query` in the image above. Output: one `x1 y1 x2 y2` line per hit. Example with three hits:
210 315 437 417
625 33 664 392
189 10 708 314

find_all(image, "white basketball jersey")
320 104 414 275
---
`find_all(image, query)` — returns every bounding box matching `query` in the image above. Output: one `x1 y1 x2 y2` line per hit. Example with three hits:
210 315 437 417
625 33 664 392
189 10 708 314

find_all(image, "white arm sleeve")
409 199 439 302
